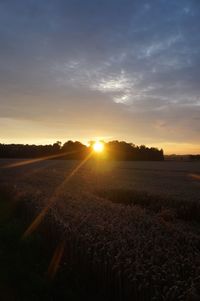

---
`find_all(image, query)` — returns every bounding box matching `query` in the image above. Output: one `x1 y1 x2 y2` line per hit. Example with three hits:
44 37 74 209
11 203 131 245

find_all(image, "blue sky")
0 0 200 153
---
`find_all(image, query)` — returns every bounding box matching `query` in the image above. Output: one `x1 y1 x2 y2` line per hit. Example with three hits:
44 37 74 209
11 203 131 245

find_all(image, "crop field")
1 159 200 200
0 159 200 300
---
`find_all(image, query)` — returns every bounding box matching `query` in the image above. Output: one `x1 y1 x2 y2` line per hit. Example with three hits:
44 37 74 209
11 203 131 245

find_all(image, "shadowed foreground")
0 160 200 300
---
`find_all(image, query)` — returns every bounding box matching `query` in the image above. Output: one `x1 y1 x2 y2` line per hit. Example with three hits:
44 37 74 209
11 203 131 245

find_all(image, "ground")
0 159 200 300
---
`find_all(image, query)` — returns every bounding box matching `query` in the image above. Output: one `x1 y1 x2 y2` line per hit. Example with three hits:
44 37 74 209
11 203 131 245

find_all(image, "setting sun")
93 141 104 153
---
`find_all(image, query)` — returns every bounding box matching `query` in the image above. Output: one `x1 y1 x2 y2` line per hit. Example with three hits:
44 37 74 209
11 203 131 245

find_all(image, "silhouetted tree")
0 140 164 161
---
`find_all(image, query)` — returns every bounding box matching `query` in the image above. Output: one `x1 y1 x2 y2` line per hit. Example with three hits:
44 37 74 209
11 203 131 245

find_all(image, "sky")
0 0 200 154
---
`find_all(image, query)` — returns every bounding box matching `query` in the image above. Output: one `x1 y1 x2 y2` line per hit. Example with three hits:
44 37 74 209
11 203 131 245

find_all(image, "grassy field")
0 159 200 300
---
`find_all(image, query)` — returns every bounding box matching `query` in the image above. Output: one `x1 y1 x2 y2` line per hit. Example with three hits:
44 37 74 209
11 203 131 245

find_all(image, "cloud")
0 0 200 152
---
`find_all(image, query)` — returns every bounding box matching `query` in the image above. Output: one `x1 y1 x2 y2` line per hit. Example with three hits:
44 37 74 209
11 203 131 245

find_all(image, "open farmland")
0 159 200 300
1 159 200 201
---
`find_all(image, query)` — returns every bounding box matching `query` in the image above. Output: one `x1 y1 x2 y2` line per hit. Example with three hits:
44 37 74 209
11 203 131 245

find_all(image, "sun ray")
3 150 82 169
22 152 93 239
47 240 65 280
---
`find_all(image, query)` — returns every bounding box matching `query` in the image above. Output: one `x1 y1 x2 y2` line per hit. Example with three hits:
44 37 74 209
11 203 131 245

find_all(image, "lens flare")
93 141 104 153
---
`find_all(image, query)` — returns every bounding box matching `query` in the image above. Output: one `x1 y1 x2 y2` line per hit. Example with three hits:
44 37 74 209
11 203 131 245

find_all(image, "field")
0 159 200 300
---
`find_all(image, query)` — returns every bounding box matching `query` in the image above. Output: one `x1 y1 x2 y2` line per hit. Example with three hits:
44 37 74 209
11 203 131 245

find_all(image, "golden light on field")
93 141 104 153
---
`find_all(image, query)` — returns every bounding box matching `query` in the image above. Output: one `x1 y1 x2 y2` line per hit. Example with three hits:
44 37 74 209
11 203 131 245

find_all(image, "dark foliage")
0 140 164 161
106 141 164 161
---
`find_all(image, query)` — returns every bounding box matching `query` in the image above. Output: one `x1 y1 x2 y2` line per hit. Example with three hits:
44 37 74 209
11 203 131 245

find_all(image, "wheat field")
0 159 200 300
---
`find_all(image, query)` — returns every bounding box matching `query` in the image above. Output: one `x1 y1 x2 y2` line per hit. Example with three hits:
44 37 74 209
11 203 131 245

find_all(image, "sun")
93 141 104 153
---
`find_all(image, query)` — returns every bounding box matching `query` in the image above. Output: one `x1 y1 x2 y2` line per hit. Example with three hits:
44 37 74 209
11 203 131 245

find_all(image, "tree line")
0 140 164 161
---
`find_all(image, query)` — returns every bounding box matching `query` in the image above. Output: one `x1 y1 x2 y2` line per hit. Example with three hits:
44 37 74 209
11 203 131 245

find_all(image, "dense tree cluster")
105 141 164 161
0 140 164 161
